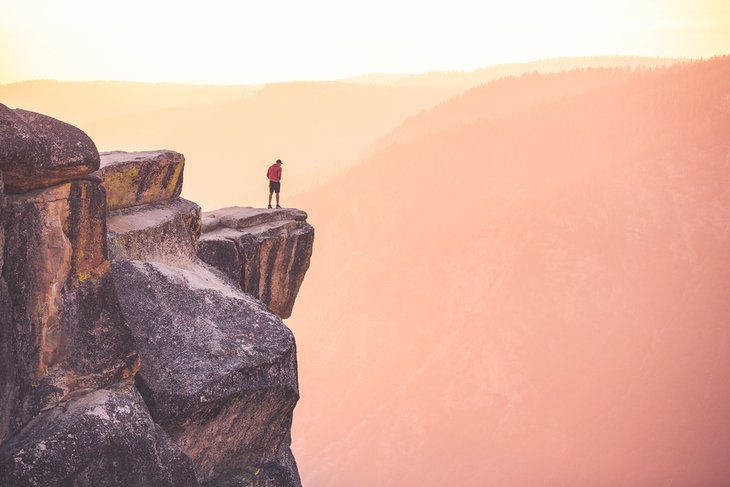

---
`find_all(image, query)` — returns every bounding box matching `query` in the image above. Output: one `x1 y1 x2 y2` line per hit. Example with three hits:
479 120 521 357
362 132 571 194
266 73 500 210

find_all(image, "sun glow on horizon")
1 0 728 85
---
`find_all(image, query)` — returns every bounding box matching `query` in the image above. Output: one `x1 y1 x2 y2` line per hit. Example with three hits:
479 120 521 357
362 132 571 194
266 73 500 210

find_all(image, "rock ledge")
199 207 314 319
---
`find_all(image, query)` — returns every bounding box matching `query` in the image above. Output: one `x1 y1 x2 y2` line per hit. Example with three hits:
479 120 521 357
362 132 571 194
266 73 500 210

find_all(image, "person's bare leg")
268 191 273 208
276 192 280 207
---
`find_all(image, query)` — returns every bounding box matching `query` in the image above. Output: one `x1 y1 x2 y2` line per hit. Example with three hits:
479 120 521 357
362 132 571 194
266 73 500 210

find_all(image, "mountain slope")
290 56 730 486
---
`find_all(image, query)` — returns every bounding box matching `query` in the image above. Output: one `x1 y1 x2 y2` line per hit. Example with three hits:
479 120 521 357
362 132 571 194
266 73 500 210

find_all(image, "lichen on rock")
96 150 185 211
96 147 309 485
0 109 312 487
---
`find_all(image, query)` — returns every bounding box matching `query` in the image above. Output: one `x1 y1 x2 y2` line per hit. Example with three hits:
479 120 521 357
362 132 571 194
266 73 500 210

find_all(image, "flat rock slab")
0 104 100 193
111 259 300 484
0 384 198 487
0 180 137 441
96 150 184 211
202 207 307 233
107 197 201 264
199 207 314 319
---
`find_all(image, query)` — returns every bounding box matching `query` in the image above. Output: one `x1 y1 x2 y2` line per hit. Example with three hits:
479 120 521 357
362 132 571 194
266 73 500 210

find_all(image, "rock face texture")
0 109 311 486
97 150 184 210
0 104 100 193
95 141 309 485
0 179 138 442
112 260 300 485
102 190 301 484
0 384 198 487
107 197 201 263
199 207 314 319
0 172 12 438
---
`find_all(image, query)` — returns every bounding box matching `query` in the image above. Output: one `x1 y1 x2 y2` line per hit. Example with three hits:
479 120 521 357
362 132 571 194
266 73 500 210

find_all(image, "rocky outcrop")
0 179 138 442
97 150 184 210
0 108 312 487
0 384 198 487
97 150 307 485
199 207 314 318
0 104 100 193
0 109 198 485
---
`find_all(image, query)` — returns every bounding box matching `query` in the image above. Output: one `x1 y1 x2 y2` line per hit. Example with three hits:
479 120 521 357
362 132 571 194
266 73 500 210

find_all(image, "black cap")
276 159 283 164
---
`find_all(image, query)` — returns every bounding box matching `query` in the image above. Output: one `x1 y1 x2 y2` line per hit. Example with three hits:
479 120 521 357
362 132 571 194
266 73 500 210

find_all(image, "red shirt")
267 164 282 182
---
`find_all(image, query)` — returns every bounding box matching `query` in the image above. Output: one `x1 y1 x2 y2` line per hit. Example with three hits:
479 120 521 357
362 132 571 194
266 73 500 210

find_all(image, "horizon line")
0 53 704 88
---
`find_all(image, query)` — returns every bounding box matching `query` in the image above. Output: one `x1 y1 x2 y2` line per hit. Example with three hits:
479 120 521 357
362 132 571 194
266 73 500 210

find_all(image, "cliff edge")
0 104 313 486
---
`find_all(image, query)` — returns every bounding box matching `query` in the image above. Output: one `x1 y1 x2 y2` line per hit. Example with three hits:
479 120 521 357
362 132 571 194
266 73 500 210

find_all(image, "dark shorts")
269 181 281 193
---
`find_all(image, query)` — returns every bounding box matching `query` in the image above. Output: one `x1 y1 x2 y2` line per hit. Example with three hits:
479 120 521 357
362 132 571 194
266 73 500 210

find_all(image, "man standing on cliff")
267 159 283 209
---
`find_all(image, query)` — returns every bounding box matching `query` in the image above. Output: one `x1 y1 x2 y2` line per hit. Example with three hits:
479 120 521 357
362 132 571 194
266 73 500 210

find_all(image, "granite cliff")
0 104 313 486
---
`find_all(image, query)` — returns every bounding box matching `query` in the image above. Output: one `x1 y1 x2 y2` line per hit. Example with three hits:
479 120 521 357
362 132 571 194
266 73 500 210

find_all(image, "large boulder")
0 179 138 442
107 197 201 264
111 259 300 485
96 150 185 210
0 384 199 486
0 104 100 193
198 207 314 318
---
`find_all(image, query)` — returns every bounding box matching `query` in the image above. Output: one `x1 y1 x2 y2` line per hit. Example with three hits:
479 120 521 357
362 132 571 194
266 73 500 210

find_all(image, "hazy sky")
1 0 729 84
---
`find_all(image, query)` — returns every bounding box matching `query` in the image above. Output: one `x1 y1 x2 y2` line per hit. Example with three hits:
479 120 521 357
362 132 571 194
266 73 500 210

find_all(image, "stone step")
198 207 314 319
96 150 185 211
110 259 300 485
107 197 201 265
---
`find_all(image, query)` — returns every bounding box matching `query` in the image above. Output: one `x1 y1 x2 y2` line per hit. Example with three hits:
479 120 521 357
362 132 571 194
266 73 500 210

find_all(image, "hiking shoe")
267 204 272 209
276 205 282 209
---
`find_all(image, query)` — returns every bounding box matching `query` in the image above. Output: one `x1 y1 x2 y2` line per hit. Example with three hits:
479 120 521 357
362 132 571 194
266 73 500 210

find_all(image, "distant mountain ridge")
0 56 684 210
343 55 682 91
366 66 661 154
0 80 259 126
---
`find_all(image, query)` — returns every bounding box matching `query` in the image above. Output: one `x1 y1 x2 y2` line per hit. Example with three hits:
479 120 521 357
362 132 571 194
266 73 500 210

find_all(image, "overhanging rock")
199 207 314 319
101 161 303 485
1 118 312 486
